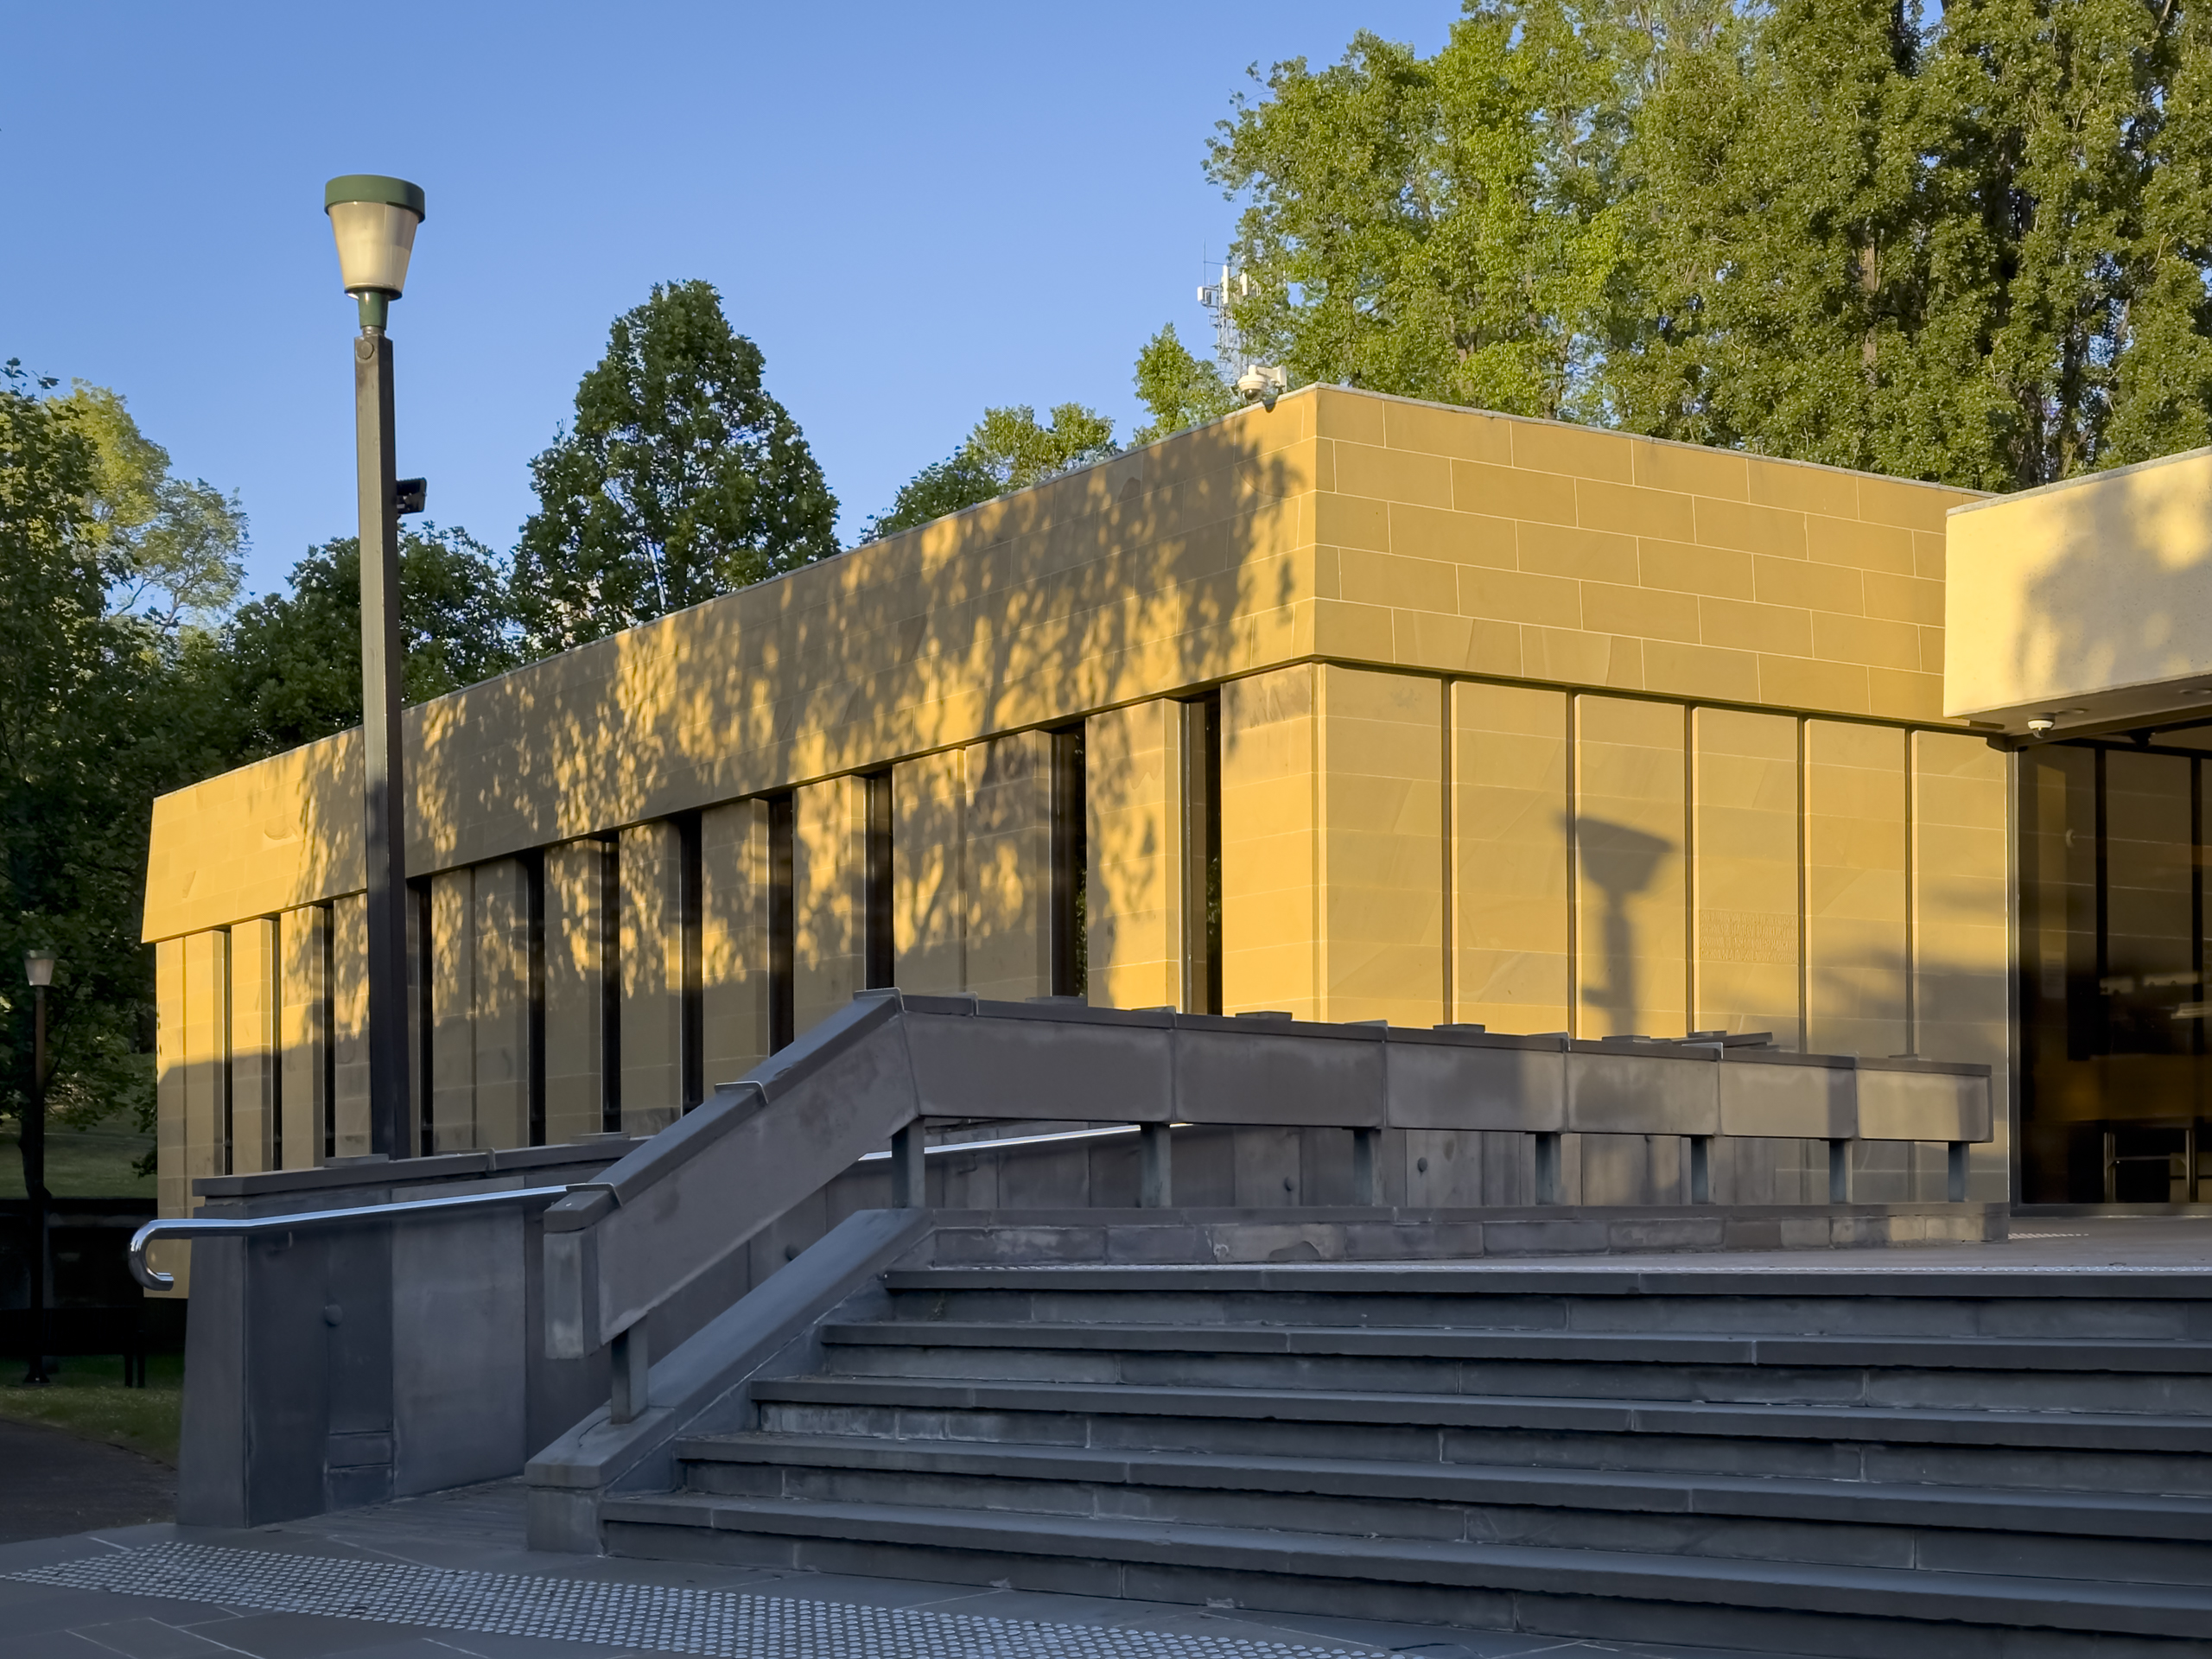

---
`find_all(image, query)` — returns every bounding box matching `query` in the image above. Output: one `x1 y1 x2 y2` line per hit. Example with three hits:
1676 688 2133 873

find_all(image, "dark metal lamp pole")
22 948 54 1387
325 175 428 1160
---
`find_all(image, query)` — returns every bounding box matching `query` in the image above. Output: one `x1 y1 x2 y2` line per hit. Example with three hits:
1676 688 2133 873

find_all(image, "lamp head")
24 950 54 988
325 175 426 332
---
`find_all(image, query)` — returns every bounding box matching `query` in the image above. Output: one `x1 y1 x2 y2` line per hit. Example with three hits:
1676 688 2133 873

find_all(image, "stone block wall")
143 387 2010 1287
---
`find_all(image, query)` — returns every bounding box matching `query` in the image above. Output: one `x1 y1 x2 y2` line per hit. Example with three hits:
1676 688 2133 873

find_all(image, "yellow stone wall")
700 799 772 1091
794 775 868 1035
619 819 686 1133
1084 699 1188 1012
227 917 277 1175
543 840 611 1145
276 906 327 1171
470 858 532 1152
146 385 2013 1223
893 749 967 994
963 733 1054 1004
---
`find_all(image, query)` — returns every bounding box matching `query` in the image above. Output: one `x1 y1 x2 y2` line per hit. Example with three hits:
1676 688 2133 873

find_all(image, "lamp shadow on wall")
1572 816 1674 1036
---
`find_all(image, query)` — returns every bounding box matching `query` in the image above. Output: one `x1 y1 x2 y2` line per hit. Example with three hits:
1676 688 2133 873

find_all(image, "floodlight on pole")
326 173 426 1160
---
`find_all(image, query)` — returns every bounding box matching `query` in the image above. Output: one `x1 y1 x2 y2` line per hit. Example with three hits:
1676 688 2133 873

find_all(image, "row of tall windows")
208 707 1226 1171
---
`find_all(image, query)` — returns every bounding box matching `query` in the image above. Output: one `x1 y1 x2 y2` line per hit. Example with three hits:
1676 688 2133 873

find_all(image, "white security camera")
1236 365 1288 412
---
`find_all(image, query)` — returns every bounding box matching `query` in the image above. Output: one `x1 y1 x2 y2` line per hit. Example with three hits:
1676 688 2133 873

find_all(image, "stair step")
825 1319 2212 1373
598 1491 2212 1642
675 1430 2212 1544
749 1374 2212 1452
884 1273 2212 1341
883 1266 2212 1303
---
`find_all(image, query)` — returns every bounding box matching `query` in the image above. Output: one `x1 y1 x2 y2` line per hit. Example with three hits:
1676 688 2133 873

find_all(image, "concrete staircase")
599 1263 2212 1656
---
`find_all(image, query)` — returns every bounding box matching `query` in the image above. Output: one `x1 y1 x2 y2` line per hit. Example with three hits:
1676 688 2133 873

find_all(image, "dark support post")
1534 1132 1562 1205
1948 1140 1968 1203
1828 1139 1853 1204
608 1325 648 1425
1351 1128 1381 1206
1689 1135 1713 1205
355 329 410 1159
1140 1122 1173 1207
23 979 48 1386
890 1122 925 1209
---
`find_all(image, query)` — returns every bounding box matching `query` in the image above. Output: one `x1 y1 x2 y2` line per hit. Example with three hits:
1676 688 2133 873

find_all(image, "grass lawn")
0 1104 175 1462
0 1109 156 1199
0 1351 182 1464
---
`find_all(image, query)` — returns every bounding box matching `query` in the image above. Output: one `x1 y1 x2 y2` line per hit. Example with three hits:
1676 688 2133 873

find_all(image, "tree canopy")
1131 324 1242 444
864 403 1118 538
219 527 521 761
512 280 839 652
1213 0 2212 486
0 365 239 1141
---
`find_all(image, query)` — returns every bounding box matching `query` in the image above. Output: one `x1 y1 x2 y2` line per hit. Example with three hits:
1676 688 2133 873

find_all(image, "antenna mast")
1197 257 1254 378
1198 254 1287 411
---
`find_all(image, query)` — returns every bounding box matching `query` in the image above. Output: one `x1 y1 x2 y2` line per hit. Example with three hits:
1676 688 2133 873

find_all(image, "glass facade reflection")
2018 739 2212 1202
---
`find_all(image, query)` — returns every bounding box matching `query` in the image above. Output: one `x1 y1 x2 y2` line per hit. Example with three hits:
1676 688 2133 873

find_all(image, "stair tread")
674 1430 2212 1535
824 1319 2212 1370
883 1266 2212 1300
753 1372 2212 1446
600 1490 2212 1633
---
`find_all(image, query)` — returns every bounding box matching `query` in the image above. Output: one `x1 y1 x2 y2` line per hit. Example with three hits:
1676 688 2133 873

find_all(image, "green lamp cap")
325 175 427 221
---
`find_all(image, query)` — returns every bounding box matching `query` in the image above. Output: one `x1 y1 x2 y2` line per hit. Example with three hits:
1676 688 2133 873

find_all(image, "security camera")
1236 365 1288 412
2026 717 2056 735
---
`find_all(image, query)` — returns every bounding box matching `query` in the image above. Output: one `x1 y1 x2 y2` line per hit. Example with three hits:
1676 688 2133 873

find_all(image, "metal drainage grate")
10 1542 1379 1659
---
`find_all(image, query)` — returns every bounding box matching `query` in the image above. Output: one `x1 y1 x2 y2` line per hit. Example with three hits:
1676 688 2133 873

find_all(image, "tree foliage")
1209 3 1637 420
514 280 839 652
0 365 235 1141
865 403 1118 538
1213 0 2212 486
1131 324 1242 444
49 382 245 629
219 527 521 761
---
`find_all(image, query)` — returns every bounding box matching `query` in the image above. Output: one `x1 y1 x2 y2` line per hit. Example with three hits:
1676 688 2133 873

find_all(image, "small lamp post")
325 175 425 1160
22 949 54 1387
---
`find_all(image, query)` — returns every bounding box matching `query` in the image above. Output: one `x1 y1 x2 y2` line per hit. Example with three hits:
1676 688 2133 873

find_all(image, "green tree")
221 526 522 760
1212 0 2212 486
2102 0 2212 462
1613 0 1929 466
1912 0 2201 486
1207 2 1638 419
0 365 238 1147
514 280 839 652
49 382 245 628
865 403 1117 538
1131 324 1241 443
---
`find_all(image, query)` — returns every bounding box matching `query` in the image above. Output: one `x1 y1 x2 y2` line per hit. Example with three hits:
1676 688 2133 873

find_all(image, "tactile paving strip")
10 1541 1378 1658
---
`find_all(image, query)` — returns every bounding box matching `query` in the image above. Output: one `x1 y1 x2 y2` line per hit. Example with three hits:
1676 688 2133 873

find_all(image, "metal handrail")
128 1184 574 1291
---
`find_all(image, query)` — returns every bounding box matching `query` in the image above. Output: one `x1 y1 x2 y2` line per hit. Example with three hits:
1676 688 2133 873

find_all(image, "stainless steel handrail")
129 1184 574 1291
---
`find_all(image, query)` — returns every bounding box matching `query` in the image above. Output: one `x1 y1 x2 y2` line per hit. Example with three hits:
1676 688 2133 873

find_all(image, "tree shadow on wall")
269 402 1310 1005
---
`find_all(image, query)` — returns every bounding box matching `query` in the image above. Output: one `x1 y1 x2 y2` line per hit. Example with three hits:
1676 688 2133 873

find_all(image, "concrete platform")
0 1482 1781 1659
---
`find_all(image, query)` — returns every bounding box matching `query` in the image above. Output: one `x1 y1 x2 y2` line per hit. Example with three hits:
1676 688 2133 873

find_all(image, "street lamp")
325 175 426 1160
22 949 54 1387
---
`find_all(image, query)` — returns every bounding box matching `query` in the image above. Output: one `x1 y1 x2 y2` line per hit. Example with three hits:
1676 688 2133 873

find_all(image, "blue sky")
4 2 1453 600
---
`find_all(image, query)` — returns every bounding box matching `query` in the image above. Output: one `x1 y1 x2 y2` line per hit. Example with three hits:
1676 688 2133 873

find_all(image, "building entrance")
2019 737 2212 1202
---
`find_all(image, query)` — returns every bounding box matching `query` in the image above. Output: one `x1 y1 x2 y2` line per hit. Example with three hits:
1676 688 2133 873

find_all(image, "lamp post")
22 949 54 1387
325 175 426 1160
